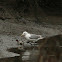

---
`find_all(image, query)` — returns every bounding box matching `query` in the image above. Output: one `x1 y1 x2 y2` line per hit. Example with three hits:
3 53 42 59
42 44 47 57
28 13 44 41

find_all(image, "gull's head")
21 31 28 37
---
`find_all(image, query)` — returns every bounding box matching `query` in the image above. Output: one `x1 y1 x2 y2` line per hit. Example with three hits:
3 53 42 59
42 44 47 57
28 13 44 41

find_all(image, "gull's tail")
39 35 44 39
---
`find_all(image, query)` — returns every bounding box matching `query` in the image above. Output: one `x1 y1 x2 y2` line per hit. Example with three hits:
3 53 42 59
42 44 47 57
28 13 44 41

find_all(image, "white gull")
21 31 44 42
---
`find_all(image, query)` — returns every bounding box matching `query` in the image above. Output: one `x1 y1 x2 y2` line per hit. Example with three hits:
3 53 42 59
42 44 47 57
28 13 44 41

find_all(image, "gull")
21 31 44 43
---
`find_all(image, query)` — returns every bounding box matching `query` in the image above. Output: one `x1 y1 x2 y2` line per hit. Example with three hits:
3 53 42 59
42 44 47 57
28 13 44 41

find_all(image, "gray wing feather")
29 34 41 39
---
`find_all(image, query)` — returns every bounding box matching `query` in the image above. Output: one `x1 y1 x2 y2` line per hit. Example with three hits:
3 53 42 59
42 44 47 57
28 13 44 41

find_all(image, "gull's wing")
29 34 41 39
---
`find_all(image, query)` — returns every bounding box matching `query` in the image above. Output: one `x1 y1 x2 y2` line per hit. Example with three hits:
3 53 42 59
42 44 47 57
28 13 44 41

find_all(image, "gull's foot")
26 41 33 45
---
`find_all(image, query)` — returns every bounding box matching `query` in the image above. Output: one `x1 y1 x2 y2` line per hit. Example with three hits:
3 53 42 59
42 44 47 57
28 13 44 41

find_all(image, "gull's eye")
23 33 25 35
23 32 27 35
24 33 26 35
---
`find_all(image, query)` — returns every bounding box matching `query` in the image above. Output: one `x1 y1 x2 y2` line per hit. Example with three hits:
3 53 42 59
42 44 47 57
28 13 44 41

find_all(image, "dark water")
6 46 39 62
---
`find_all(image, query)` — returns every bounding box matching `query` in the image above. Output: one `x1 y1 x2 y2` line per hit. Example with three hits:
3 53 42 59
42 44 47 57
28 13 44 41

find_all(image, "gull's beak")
21 34 24 37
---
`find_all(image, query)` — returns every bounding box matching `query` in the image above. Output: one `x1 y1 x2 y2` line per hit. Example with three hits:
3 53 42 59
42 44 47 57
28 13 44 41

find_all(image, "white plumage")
21 31 44 42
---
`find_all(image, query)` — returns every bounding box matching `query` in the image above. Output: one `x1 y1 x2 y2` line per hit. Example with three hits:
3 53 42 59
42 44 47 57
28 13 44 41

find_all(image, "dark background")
0 0 62 24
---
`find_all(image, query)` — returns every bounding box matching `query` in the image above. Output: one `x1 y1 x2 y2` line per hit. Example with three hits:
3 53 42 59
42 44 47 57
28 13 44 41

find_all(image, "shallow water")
6 48 39 62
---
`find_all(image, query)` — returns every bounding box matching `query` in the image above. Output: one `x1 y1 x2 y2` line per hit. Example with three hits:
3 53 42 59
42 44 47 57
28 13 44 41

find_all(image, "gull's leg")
33 41 36 50
27 41 32 45
27 41 30 43
29 42 32 45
